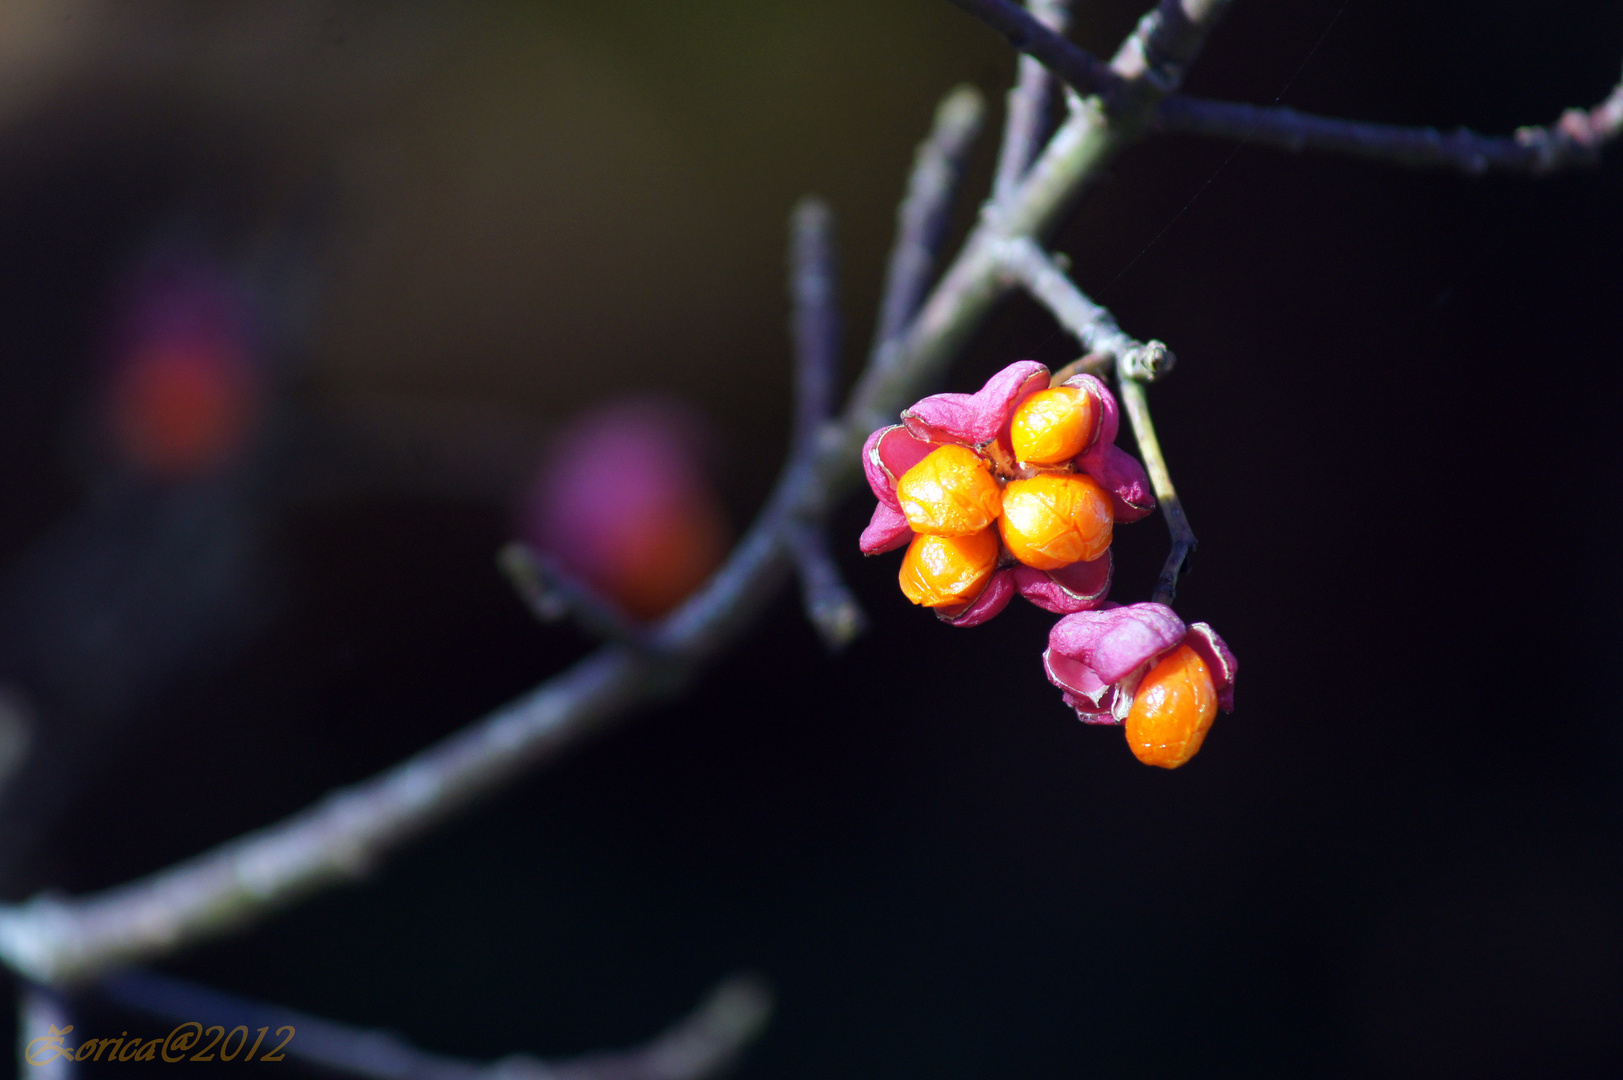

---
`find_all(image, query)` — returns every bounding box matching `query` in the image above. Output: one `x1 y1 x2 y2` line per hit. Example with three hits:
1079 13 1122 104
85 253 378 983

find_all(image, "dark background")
1 0 1621 1077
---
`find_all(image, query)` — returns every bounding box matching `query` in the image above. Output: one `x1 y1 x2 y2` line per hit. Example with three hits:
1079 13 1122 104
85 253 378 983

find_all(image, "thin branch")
871 85 985 356
498 543 651 650
945 0 1120 107
996 236 1173 378
97 969 772 1080
996 237 1194 602
1116 377 1196 604
1157 77 1623 175
787 523 866 651
0 2 1241 988
1048 350 1112 383
789 198 841 452
992 0 1072 204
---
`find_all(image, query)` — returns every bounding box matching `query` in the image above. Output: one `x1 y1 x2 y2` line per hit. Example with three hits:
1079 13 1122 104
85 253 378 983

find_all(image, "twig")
992 0 1072 204
995 235 1171 375
788 200 867 650
787 523 866 651
995 237 1193 601
96 968 773 1080
871 85 985 356
0 1 1240 989
1048 351 1112 383
497 543 651 650
18 984 74 1080
945 0 1120 107
1157 78 1623 175
789 198 841 452
1116 377 1196 604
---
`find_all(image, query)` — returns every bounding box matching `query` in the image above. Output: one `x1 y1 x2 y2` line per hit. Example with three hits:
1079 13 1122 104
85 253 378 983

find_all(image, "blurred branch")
992 0 1072 204
497 544 651 649
18 984 73 1080
871 86 985 356
998 238 1194 603
98 969 772 1080
945 0 1119 106
1156 77 1623 175
787 523 866 651
0 0 1237 987
789 198 841 453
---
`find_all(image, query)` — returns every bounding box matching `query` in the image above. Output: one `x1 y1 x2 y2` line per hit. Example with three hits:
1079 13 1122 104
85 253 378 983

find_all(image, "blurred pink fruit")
517 400 729 620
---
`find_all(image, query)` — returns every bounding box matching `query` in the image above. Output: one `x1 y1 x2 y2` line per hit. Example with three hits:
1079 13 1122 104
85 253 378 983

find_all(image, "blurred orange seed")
895 445 1004 536
1125 644 1218 769
998 473 1112 570
898 528 999 608
1010 386 1098 466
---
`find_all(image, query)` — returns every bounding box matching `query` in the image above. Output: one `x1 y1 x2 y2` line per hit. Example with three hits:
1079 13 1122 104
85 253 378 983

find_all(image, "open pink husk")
860 361 1165 626
1043 602 1237 722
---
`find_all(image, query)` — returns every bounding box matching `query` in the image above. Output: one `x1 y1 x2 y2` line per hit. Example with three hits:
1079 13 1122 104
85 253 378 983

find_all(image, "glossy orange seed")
997 473 1112 570
1009 386 1098 466
1125 644 1218 769
897 527 999 608
895 444 1004 536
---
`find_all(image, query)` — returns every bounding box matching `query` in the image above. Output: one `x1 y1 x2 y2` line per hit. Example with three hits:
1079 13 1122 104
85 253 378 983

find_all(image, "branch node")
1120 340 1175 381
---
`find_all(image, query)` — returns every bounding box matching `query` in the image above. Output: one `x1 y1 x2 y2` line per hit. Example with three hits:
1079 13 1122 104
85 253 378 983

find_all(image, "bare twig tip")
937 83 987 133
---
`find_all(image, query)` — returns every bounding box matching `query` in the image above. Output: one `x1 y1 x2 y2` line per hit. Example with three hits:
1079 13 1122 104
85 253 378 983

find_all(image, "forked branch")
952 0 1623 175
0 0 1241 988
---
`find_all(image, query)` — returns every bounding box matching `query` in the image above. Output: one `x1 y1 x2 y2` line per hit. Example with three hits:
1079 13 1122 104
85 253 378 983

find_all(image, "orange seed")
1125 644 1218 769
998 473 1112 570
898 527 999 608
1010 386 1098 465
895 444 1004 536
